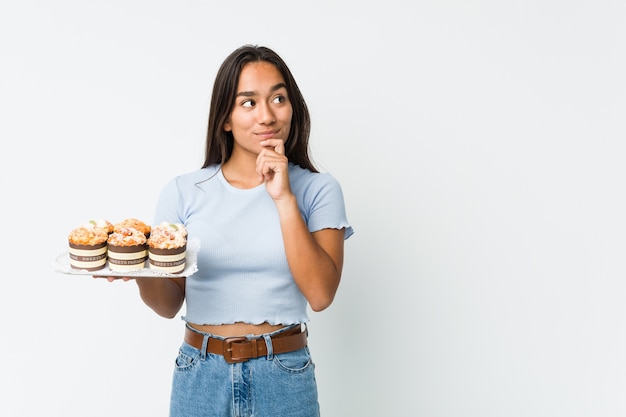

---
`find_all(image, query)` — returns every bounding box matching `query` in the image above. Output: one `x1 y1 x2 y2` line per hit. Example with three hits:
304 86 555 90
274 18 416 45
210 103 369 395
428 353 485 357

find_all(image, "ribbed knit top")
153 164 353 325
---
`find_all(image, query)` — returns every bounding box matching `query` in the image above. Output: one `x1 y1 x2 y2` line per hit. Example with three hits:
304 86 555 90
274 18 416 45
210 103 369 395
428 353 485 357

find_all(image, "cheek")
228 113 254 131
281 107 293 127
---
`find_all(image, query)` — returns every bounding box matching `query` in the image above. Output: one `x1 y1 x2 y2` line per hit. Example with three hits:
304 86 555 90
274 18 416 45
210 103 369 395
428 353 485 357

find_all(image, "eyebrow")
235 82 287 98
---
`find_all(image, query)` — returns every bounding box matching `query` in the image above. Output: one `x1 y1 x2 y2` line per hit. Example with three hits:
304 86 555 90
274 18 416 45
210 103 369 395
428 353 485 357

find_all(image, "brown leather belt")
184 325 307 364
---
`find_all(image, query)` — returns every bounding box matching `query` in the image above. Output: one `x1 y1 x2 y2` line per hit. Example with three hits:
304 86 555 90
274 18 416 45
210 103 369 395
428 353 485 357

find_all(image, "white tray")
53 237 200 278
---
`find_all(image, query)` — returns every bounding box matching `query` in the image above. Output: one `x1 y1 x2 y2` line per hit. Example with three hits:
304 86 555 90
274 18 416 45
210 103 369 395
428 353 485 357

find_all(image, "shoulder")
289 164 340 190
288 164 345 205
168 166 221 188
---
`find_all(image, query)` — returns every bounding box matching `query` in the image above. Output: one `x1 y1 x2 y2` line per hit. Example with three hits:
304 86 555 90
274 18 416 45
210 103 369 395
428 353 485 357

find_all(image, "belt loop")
200 334 209 360
262 334 273 360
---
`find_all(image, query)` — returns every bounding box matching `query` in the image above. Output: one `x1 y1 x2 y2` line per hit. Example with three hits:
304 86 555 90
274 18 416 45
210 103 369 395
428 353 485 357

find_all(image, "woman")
135 45 353 416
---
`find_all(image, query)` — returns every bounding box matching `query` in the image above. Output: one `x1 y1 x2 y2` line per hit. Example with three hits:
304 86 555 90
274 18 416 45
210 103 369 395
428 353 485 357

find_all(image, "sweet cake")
87 219 114 234
147 222 188 274
107 227 148 272
67 220 111 271
114 218 151 238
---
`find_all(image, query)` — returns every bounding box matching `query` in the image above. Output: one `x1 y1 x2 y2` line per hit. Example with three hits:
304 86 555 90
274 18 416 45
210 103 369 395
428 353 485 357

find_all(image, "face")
224 61 293 157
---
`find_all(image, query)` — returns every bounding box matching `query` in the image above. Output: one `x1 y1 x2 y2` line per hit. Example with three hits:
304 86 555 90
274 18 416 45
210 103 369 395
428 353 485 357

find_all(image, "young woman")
132 45 353 416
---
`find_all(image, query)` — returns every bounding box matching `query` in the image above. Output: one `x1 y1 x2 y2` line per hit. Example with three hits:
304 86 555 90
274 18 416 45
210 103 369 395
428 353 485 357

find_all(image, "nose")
257 102 275 124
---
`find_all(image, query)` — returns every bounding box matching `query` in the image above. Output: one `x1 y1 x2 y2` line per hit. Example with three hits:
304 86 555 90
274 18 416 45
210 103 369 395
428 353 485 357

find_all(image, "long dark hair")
201 45 317 172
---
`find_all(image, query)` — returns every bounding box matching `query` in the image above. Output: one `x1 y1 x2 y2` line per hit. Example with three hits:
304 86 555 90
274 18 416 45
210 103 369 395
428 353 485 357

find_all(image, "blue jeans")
169 325 320 417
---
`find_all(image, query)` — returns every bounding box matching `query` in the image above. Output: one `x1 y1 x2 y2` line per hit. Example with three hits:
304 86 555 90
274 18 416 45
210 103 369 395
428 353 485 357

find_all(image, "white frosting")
158 221 187 236
82 219 110 229
148 223 187 248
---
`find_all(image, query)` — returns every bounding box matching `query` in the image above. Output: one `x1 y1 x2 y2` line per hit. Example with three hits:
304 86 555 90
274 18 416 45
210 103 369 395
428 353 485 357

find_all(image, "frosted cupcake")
86 219 114 234
67 222 110 271
114 218 151 238
147 222 187 274
107 227 148 272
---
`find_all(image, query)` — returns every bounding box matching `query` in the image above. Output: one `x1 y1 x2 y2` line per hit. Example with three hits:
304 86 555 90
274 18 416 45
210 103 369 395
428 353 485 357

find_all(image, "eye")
242 99 255 108
272 95 286 104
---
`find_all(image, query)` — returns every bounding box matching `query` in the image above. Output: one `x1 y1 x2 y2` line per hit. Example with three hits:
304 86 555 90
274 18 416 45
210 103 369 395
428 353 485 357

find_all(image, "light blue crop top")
153 163 354 326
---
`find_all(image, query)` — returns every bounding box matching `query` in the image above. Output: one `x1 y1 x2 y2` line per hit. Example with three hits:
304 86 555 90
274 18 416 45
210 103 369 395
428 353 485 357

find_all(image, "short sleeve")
304 173 354 240
153 177 184 225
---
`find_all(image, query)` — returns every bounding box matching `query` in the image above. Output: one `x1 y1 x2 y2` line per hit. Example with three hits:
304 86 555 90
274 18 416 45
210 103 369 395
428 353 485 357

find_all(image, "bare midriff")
188 322 286 337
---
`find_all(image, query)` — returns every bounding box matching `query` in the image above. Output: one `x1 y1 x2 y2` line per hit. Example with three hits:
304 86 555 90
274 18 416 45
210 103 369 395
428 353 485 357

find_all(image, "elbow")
309 293 335 312
162 311 179 319
152 307 179 319
310 304 330 313
302 271 341 312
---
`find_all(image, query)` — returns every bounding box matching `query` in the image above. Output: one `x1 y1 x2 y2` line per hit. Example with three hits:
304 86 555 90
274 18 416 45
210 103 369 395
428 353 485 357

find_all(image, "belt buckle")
222 336 249 364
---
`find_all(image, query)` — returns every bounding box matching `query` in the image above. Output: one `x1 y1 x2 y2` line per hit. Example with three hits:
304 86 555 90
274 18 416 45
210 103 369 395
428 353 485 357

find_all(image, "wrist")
273 193 298 212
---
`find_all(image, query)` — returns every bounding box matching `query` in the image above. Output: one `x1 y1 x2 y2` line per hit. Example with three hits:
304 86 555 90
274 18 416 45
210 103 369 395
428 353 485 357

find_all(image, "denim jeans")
169 325 320 417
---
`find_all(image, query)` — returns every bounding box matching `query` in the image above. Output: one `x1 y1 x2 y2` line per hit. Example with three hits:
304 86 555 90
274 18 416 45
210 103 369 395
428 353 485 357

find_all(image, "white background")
1 1 625 416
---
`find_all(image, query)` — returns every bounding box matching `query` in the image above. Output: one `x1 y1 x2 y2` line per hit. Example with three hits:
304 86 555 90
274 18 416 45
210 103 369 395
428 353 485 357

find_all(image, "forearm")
135 277 185 319
275 195 343 312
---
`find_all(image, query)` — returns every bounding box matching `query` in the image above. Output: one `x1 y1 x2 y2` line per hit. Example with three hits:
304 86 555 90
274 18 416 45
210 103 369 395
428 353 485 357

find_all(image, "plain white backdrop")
1 1 625 416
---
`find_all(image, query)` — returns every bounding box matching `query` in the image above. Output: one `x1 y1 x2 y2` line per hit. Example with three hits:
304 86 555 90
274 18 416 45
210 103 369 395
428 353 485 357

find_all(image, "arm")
275 196 345 311
257 139 345 311
134 277 186 319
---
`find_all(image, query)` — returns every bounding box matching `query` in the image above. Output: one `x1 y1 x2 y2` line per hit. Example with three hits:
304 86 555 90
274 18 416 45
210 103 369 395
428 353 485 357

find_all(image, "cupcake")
86 219 114 234
114 218 151 238
147 222 187 274
67 221 110 271
107 227 148 272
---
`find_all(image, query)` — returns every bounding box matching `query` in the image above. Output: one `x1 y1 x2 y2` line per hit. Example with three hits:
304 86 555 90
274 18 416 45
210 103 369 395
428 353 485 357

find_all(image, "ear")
224 120 232 132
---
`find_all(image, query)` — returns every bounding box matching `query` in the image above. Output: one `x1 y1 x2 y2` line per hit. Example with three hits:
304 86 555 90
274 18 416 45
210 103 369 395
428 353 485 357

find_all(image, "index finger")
259 139 285 155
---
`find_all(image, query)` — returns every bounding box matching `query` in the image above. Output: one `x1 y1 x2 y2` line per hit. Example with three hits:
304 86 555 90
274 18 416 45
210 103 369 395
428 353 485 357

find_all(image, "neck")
221 152 263 189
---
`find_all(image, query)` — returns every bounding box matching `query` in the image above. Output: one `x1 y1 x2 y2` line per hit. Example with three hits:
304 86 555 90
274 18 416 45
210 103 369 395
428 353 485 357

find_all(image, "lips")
256 130 279 139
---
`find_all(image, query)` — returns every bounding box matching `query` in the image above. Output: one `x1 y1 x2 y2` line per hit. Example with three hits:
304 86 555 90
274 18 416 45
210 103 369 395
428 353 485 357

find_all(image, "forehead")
237 61 285 91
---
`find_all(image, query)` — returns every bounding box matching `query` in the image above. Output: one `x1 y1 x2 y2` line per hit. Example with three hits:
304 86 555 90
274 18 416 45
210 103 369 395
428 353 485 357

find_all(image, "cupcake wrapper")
108 244 148 271
148 245 186 274
69 242 107 271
